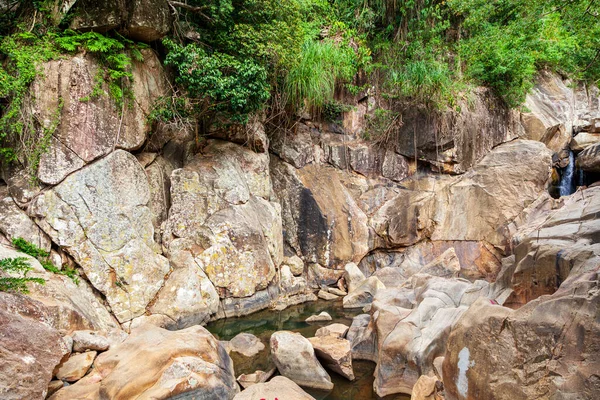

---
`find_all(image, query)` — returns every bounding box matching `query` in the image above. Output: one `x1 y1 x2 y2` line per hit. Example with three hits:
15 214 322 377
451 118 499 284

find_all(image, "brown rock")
411 375 444 400
233 376 315 400
236 368 275 389
309 335 355 381
315 323 350 339
577 142 600 172
55 351 97 382
71 331 110 353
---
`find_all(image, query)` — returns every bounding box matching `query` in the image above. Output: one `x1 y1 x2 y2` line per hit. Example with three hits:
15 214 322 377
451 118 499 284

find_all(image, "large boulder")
431 140 552 249
30 150 170 323
577 142 600 172
0 293 67 400
373 276 498 397
233 376 315 400
31 50 168 184
126 0 171 42
50 324 239 399
270 158 369 269
509 185 600 306
270 331 334 391
392 87 519 173
308 335 355 381
443 270 600 400
0 245 120 332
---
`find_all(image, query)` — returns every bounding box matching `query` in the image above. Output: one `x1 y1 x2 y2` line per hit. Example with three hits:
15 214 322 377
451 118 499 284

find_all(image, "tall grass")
285 38 357 111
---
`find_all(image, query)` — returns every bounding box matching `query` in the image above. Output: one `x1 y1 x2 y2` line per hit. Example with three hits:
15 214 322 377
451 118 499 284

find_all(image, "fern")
0 257 45 294
12 238 79 285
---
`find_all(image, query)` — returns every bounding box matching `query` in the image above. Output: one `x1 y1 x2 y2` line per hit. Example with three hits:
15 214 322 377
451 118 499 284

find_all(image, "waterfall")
558 150 576 196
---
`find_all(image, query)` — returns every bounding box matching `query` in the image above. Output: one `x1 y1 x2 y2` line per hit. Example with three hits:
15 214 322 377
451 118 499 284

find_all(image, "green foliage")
0 29 144 170
285 35 365 111
364 108 401 142
322 100 353 122
12 237 79 285
0 257 45 294
164 40 271 124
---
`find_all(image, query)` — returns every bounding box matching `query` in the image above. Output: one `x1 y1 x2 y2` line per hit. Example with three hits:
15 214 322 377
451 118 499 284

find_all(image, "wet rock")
343 276 385 309
443 270 600 400
50 324 238 399
233 376 316 400
577 142 600 172
55 351 97 382
229 333 265 358
71 331 110 352
571 132 600 151
270 331 333 390
31 150 170 323
344 262 366 293
315 323 350 339
309 335 355 381
318 289 339 301
306 311 332 322
236 368 275 389
0 295 66 400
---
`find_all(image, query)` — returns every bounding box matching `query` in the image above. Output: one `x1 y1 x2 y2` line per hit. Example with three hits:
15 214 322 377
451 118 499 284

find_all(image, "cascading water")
558 150 576 196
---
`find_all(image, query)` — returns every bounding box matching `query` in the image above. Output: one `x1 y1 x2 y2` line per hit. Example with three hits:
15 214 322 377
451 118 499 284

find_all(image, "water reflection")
206 299 410 400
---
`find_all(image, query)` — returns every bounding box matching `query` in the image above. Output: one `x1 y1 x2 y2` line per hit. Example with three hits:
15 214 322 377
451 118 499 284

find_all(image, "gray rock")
309 335 355 380
306 311 332 323
270 331 333 390
343 276 385 309
229 333 265 358
317 289 339 301
71 331 110 352
343 262 366 293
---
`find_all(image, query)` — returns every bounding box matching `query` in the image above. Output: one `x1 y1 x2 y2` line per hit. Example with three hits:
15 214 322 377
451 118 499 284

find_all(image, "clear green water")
206 299 410 400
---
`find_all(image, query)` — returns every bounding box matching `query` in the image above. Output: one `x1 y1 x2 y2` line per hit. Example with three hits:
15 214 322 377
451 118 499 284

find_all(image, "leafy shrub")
12 238 79 284
164 40 271 124
0 257 45 294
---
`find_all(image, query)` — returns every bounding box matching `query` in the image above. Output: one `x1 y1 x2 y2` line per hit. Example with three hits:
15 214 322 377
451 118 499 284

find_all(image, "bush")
12 238 79 284
0 257 45 294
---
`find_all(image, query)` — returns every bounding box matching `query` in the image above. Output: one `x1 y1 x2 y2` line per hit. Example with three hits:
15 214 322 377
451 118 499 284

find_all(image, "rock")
382 149 411 181
373 277 494 397
318 289 339 301
315 323 350 339
431 140 552 249
309 335 355 381
270 158 369 268
70 0 127 32
270 123 315 168
346 314 377 362
571 132 600 151
577 142 600 172
126 0 171 42
30 150 170 323
228 333 265 358
324 286 347 296
0 295 66 400
5 168 43 206
150 239 220 328
306 311 332 322
50 324 239 399
508 186 600 306
419 248 461 278
394 87 518 173
32 50 168 184
236 368 275 389
47 380 64 397
270 331 333 391
0 187 51 251
71 331 110 352
55 351 97 382
145 155 177 246
343 276 385 309
282 255 305 276
307 263 345 288
411 375 443 400
233 376 316 400
443 270 600 400
0 245 120 332
344 262 366 293
210 120 270 153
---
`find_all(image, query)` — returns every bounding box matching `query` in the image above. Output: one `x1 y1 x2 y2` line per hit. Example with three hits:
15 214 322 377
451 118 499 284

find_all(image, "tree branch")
167 1 212 21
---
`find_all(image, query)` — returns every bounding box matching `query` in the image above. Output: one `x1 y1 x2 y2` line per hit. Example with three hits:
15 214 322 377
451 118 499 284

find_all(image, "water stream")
558 150 576 196
206 299 410 400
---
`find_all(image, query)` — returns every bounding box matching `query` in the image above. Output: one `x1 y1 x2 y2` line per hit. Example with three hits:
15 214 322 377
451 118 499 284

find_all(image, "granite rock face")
30 150 170 323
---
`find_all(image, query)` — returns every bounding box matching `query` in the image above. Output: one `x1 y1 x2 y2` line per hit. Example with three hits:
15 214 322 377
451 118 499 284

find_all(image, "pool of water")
206 299 410 400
